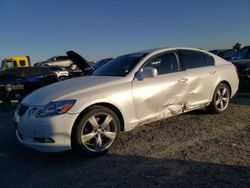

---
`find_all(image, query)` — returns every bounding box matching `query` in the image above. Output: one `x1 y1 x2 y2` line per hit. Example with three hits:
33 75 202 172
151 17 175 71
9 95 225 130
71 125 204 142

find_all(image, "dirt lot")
0 91 250 187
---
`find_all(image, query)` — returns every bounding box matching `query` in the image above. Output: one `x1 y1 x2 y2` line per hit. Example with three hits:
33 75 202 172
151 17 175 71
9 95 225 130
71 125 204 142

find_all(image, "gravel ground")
0 91 249 187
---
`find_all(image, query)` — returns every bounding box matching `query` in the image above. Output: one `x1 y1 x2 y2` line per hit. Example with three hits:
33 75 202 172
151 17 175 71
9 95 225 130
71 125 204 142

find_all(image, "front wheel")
72 106 120 156
206 83 230 113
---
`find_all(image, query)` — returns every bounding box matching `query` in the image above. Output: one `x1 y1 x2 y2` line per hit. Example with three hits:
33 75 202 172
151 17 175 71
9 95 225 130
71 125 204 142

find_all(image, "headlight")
36 100 76 117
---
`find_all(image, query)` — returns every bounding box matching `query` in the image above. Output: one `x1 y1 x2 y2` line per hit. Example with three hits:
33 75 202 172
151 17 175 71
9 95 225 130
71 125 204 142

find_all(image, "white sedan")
13 48 239 156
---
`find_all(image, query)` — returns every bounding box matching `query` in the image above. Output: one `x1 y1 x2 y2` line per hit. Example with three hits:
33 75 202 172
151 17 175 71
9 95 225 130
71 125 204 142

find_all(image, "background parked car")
0 67 58 111
66 51 94 73
229 46 250 86
34 56 77 70
1 56 31 71
209 49 237 60
48 66 70 81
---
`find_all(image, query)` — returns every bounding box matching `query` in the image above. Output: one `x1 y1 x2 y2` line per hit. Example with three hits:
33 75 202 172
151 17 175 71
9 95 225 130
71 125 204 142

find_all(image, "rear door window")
180 50 208 69
202 53 214 66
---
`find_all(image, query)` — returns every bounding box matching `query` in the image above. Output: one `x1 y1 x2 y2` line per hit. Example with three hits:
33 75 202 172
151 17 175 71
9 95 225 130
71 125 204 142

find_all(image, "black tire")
72 106 120 156
58 76 67 81
206 83 230 114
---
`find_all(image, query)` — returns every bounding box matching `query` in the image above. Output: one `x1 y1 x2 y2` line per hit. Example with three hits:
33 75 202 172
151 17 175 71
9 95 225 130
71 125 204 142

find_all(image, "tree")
233 42 241 51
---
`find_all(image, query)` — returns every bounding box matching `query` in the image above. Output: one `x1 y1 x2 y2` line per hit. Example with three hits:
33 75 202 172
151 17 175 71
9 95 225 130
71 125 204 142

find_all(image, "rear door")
178 50 218 108
132 51 190 121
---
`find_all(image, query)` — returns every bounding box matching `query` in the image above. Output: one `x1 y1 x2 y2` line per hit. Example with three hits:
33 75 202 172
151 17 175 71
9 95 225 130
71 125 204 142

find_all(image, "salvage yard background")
0 89 249 187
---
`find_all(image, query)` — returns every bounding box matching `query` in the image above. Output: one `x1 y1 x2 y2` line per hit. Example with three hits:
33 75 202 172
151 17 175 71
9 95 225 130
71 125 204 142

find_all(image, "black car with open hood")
0 67 58 111
66 50 94 75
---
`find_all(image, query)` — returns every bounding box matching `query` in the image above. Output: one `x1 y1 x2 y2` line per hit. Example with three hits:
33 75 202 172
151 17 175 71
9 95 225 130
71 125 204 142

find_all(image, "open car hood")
66 50 94 72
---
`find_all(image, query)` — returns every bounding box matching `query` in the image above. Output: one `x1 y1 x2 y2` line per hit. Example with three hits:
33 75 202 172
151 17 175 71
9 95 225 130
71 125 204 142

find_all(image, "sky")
0 0 249 64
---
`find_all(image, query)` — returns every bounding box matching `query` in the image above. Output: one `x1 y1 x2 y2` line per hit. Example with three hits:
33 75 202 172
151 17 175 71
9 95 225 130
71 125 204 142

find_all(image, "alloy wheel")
80 112 117 152
215 87 230 111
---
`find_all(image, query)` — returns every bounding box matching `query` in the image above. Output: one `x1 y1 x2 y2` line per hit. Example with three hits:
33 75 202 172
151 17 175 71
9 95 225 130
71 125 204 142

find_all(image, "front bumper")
13 106 79 152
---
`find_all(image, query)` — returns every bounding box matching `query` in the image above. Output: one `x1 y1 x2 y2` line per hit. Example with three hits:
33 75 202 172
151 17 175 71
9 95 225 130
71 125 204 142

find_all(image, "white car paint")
13 48 239 152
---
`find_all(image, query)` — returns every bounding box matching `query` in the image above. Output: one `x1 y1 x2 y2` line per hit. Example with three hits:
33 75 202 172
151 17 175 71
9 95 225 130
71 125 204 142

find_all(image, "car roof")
127 47 209 56
132 48 164 54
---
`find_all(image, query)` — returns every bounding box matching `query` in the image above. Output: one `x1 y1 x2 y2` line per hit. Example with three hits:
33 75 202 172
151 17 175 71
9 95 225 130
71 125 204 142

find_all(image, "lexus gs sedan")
13 48 239 156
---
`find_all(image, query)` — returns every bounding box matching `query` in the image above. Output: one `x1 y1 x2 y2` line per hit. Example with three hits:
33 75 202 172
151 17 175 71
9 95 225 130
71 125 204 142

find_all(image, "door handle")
178 78 188 83
209 70 216 75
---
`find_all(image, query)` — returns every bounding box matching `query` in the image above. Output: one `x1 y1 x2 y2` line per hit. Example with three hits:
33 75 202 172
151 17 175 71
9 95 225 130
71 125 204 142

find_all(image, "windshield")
1 60 15 70
93 53 148 76
93 58 113 70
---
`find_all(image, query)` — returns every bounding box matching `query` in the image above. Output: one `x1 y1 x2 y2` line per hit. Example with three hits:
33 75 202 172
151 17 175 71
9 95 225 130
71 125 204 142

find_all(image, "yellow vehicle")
0 56 31 71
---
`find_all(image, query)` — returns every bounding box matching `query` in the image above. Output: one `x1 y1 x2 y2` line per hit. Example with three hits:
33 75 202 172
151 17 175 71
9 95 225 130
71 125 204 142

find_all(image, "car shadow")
185 108 210 115
0 149 249 187
231 87 250 105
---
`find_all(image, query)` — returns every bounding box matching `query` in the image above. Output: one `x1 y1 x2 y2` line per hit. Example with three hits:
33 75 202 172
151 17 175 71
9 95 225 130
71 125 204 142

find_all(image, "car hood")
66 50 94 72
22 76 124 106
0 74 26 84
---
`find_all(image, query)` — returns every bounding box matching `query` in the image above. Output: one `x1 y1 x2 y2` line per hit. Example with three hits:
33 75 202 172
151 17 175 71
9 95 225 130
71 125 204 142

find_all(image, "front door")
132 51 190 121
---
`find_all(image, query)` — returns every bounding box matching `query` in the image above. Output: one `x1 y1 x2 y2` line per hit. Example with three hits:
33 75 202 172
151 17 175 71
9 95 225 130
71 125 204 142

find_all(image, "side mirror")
136 67 158 80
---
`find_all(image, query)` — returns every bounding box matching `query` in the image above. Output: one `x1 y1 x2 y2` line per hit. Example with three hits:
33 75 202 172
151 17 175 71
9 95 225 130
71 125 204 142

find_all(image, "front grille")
18 104 29 117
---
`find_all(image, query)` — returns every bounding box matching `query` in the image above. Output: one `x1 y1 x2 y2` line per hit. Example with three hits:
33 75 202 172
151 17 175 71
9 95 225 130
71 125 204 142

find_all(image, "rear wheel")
72 106 120 156
207 83 230 113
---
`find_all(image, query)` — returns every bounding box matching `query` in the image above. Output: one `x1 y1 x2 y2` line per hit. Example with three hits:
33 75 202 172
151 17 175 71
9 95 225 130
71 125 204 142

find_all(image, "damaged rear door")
132 51 190 122
178 50 218 109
